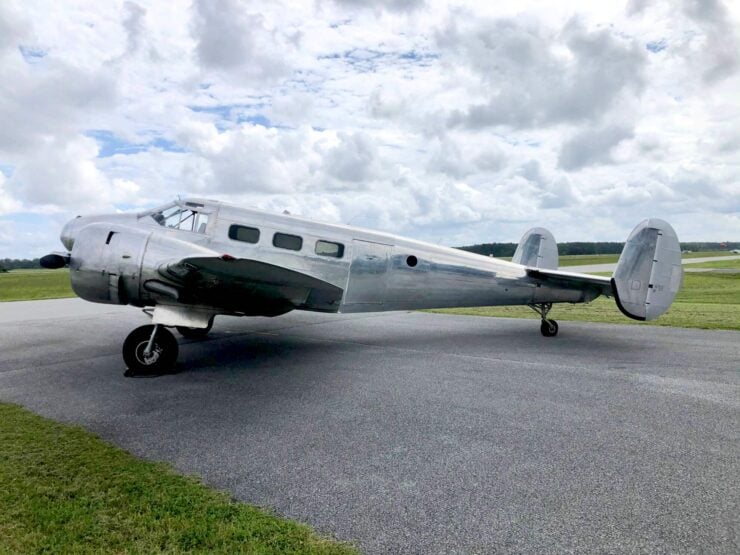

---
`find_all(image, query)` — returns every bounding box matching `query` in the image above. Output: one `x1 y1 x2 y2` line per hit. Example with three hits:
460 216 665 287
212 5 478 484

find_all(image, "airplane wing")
526 268 613 298
152 257 344 316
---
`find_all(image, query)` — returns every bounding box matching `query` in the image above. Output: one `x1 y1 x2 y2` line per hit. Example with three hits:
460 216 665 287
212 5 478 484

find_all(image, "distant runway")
0 299 738 553
564 254 740 273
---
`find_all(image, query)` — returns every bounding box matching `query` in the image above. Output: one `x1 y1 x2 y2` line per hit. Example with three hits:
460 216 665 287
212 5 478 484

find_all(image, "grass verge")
0 403 357 554
684 257 740 270
0 269 75 302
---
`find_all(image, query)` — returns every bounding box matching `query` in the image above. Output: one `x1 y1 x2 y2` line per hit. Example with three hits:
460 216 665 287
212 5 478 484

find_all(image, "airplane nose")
60 217 80 251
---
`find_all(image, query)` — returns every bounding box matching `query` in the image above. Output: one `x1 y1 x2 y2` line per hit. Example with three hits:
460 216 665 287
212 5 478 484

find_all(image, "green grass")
558 254 617 266
0 403 357 554
680 250 736 258
0 269 74 301
431 271 740 331
684 257 740 270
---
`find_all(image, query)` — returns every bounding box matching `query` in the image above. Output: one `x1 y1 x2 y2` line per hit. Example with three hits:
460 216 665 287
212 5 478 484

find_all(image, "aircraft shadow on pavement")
169 323 638 376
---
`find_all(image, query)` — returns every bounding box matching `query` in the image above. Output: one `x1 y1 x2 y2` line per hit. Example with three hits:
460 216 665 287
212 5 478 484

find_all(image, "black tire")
176 316 214 339
123 325 179 376
540 319 559 337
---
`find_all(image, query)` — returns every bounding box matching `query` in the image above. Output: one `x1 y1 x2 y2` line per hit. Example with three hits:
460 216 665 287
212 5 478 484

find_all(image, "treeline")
458 241 740 257
0 258 42 271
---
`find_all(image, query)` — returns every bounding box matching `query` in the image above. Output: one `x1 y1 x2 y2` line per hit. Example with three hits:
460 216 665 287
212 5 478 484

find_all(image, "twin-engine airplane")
42 199 683 375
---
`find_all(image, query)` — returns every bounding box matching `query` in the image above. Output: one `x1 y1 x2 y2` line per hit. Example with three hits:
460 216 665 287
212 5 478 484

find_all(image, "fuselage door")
343 240 391 306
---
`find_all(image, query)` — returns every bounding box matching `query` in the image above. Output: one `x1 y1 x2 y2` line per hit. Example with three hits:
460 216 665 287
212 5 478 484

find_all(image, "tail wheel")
177 316 214 339
540 319 559 337
123 325 179 376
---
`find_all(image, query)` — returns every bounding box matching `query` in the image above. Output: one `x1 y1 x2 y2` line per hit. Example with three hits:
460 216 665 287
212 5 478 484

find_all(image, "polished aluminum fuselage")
63 198 596 314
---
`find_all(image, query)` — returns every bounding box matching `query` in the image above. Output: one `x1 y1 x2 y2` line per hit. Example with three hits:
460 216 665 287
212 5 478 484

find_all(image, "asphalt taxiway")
0 299 738 553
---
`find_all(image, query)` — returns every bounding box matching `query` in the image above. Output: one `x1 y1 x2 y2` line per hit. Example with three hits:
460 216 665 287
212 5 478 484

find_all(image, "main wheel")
176 316 214 339
123 325 179 376
540 319 559 337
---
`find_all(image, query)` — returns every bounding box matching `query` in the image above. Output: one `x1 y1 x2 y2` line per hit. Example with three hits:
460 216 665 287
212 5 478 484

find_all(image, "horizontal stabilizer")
612 219 682 321
527 267 612 298
512 227 558 270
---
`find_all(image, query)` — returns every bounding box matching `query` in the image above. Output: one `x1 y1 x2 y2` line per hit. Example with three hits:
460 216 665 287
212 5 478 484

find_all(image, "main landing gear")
122 324 179 377
529 302 559 337
122 313 215 377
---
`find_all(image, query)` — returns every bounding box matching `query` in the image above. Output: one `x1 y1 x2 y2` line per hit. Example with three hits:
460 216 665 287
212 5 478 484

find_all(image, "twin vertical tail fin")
612 219 683 321
512 227 559 270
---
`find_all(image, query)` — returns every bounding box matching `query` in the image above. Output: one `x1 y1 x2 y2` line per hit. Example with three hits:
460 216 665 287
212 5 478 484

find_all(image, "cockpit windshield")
149 205 209 233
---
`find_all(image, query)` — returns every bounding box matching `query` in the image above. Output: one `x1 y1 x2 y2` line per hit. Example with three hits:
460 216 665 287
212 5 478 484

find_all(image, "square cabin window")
273 232 303 251
229 224 260 244
315 240 344 258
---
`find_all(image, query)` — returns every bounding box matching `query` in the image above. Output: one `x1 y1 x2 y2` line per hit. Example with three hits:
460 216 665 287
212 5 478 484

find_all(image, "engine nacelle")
69 223 151 305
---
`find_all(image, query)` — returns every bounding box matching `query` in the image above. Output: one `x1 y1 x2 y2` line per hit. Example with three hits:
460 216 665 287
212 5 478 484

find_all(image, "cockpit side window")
151 206 209 233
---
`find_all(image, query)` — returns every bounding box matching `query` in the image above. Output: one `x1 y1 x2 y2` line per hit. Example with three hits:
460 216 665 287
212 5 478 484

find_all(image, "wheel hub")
136 341 162 365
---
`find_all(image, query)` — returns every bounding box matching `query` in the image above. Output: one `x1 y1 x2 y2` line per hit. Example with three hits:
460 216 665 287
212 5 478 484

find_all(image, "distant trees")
0 258 42 270
457 242 626 257
457 242 740 257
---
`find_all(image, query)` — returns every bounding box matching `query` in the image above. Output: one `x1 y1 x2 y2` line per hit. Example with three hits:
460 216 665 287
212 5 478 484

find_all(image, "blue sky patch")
646 39 668 53
329 19 352 29
189 103 277 129
86 130 185 157
0 164 14 178
238 114 272 127
18 45 47 63
318 48 438 72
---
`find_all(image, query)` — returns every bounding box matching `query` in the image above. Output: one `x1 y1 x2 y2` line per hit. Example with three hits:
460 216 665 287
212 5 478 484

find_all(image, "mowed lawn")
0 403 356 554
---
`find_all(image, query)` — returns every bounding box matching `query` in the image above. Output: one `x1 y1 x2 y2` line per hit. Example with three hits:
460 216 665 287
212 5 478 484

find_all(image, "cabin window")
229 224 260 244
273 232 303 251
315 240 344 258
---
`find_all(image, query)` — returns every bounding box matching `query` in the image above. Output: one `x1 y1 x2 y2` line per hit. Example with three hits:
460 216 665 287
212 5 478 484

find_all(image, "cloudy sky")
1 0 738 258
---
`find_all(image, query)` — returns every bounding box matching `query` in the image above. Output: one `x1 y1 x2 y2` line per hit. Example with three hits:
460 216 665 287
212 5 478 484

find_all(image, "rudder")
612 219 683 321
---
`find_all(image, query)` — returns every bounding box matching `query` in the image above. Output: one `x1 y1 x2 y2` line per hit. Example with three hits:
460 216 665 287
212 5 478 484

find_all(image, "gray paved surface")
564 254 740 273
0 299 738 553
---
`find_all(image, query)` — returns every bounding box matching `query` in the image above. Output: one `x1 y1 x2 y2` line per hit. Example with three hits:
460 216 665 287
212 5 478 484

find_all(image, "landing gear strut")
122 324 179 376
529 302 559 337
